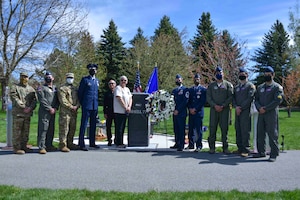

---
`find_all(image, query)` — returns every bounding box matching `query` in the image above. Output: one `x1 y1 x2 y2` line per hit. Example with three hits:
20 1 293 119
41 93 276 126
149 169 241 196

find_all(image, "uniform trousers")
78 109 97 148
257 110 279 158
12 116 30 150
59 112 77 148
235 108 251 153
188 115 203 148
37 113 55 149
173 115 186 150
208 107 230 150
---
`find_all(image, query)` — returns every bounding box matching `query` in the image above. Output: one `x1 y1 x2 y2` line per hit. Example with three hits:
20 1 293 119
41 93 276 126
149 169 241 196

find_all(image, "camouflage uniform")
57 73 80 151
10 72 37 153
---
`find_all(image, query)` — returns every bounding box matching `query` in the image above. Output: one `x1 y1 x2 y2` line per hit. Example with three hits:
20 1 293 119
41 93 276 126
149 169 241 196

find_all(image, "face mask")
216 74 223 80
66 78 74 84
238 75 246 81
89 69 96 76
45 77 52 83
264 75 272 82
175 81 181 86
20 77 28 85
194 80 200 85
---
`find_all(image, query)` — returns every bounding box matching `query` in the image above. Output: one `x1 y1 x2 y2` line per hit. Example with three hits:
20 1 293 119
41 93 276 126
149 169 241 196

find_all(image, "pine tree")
150 15 190 91
127 27 151 89
189 12 217 64
288 2 300 67
97 20 126 84
252 20 291 85
73 31 103 84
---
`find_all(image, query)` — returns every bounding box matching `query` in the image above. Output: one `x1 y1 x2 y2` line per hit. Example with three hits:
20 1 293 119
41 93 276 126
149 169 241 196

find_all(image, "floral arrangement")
145 90 175 122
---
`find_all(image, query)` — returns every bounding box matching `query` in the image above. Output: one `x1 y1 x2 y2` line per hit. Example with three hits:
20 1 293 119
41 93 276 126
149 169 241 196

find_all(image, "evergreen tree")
127 28 151 90
252 20 291 85
73 31 103 85
129 27 149 46
97 20 126 95
150 15 190 92
288 1 300 67
189 12 217 63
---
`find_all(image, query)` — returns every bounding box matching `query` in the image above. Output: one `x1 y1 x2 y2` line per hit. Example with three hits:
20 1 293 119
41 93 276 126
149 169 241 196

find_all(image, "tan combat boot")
14 150 25 155
60 146 70 152
39 149 47 154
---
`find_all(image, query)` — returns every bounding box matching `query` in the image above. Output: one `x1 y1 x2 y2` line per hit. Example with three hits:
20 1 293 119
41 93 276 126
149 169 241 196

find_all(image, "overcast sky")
85 0 296 67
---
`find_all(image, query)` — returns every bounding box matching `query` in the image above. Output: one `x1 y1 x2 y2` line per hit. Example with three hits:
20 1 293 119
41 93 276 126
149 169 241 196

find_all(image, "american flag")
133 70 142 92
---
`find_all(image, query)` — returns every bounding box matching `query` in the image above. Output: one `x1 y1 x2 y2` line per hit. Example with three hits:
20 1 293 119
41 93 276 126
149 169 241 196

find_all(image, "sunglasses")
109 82 115 84
121 79 127 82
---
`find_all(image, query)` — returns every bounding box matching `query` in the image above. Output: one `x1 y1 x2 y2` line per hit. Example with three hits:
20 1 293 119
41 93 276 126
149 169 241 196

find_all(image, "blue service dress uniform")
187 85 206 149
255 81 283 159
172 85 189 150
78 75 99 148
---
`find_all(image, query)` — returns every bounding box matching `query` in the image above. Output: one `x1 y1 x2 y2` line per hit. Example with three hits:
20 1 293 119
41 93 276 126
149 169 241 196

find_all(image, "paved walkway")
1 135 299 192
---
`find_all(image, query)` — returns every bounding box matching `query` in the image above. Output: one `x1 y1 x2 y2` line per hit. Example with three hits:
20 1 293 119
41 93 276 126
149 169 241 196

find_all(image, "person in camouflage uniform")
57 73 80 152
37 71 60 154
10 72 37 154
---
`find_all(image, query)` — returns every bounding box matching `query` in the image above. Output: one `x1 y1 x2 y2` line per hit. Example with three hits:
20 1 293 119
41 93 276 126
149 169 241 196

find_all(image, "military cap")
45 71 52 76
239 67 248 73
194 73 201 78
20 72 28 77
175 74 182 79
87 63 98 69
264 66 274 73
66 73 74 78
215 66 223 72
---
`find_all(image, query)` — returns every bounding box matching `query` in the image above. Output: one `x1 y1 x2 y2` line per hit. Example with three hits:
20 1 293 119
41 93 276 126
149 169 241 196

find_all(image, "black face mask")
238 75 246 81
45 77 52 83
216 74 222 80
264 75 272 82
175 81 181 86
89 69 96 76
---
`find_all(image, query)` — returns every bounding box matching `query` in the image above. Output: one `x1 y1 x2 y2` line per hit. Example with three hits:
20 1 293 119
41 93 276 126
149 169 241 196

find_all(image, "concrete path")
1 134 299 192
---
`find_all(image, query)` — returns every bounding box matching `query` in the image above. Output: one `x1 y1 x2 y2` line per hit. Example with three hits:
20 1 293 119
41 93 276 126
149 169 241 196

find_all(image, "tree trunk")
287 106 291 118
1 79 8 111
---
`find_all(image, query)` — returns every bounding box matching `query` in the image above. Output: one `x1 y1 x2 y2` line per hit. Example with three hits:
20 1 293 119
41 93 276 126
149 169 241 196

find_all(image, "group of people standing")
170 66 283 162
9 63 283 162
10 63 132 154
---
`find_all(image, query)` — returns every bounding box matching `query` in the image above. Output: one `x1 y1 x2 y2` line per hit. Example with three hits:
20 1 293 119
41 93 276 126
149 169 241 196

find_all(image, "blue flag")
145 67 158 93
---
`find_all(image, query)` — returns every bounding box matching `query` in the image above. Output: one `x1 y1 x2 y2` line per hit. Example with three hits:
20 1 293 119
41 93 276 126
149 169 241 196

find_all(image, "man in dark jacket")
103 79 116 146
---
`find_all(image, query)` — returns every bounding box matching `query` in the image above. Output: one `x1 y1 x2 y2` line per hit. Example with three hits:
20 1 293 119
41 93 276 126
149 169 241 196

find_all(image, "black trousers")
106 113 115 142
114 113 127 145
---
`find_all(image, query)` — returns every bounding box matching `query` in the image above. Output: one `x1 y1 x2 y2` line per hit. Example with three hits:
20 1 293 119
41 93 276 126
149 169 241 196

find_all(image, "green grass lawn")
0 185 299 200
0 106 299 150
1 106 300 198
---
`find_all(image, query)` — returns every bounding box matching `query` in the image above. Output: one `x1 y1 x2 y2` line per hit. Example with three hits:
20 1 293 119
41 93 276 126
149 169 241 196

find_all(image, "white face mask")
66 78 74 84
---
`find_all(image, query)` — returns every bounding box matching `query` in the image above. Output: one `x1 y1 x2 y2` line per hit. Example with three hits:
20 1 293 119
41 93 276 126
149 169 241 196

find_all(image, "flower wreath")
145 90 175 122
